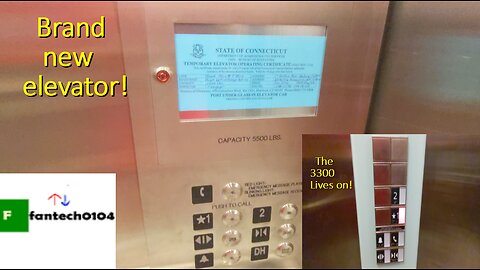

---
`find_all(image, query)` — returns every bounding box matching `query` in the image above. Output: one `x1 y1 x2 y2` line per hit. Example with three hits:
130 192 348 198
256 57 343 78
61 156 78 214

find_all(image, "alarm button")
222 249 241 265
195 253 214 268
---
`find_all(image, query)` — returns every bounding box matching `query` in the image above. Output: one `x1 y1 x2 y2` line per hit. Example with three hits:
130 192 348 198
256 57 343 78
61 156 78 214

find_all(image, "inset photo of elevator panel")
303 134 480 269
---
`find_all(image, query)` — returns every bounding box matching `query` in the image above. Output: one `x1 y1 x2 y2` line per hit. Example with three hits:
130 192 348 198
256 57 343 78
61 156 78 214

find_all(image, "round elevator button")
279 203 298 220
278 224 296 239
222 249 241 265
222 209 241 227
222 229 241 246
276 242 294 257
222 182 243 200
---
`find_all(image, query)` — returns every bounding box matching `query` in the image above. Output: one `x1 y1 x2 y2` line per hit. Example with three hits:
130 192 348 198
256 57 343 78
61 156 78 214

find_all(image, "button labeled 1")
192 185 213 204
193 213 213 231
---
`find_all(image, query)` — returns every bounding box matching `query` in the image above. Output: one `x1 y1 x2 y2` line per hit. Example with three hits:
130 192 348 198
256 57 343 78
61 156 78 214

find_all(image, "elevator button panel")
373 137 408 264
191 184 299 268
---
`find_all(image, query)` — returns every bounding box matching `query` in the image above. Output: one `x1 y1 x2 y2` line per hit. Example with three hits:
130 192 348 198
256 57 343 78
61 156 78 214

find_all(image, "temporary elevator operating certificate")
174 24 327 121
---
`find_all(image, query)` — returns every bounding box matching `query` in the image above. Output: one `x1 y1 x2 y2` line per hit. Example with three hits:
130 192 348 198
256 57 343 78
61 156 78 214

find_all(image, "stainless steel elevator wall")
367 2 480 268
367 2 480 134
420 136 480 268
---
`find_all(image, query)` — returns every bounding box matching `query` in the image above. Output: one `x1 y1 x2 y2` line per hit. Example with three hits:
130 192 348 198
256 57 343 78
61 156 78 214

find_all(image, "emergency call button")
192 185 213 204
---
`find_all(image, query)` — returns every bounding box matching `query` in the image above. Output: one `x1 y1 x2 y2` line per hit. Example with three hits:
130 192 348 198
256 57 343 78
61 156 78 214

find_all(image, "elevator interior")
0 1 478 269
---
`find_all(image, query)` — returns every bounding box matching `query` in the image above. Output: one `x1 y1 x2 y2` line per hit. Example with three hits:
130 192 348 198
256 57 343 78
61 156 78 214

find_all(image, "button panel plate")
191 183 300 268
373 137 408 264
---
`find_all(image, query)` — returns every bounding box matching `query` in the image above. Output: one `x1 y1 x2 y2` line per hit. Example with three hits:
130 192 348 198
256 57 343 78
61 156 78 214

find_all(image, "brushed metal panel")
367 2 480 134
366 3 480 266
418 136 480 268
119 1 388 268
175 23 327 36
302 135 361 268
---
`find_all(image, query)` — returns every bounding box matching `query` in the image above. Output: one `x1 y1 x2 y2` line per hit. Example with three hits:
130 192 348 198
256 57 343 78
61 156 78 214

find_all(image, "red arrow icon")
48 194 62 206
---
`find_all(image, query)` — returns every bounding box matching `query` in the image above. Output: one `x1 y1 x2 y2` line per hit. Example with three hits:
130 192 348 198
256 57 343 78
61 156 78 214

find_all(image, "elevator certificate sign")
174 24 327 122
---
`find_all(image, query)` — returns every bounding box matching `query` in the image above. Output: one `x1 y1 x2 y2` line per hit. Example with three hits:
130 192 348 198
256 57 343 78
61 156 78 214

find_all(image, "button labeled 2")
253 206 271 223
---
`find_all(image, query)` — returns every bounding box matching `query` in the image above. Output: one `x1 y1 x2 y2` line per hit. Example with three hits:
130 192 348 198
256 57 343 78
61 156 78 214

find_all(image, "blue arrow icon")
61 195 70 206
